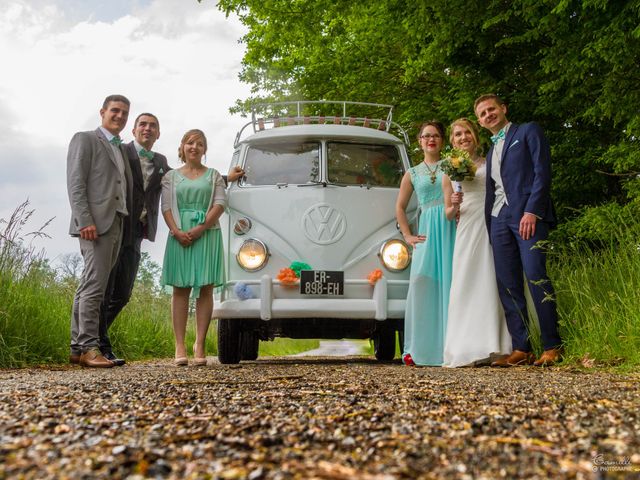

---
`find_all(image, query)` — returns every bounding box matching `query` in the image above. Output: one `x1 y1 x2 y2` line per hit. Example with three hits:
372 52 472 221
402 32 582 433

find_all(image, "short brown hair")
473 93 505 112
102 94 130 109
134 112 159 129
449 118 482 155
178 129 207 163
417 120 445 141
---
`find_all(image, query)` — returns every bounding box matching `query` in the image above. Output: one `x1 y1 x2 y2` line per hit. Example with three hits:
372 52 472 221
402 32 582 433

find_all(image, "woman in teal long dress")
396 121 456 366
160 129 226 366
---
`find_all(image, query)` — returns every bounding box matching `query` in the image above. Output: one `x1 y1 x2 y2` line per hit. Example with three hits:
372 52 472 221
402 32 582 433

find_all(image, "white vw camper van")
214 101 415 363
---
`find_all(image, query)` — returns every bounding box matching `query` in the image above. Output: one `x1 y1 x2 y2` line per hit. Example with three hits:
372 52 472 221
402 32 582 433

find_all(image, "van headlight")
237 238 269 271
379 239 410 272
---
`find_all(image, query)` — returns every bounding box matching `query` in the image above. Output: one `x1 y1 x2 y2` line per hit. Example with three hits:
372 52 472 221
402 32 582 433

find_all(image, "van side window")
327 142 403 187
242 141 320 186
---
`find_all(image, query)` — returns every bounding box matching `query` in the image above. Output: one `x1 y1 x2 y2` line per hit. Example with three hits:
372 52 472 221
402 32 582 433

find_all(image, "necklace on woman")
424 161 438 184
182 165 205 179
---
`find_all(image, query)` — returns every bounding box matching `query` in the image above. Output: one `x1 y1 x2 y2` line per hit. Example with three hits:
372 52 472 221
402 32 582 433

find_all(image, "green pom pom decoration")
290 261 312 277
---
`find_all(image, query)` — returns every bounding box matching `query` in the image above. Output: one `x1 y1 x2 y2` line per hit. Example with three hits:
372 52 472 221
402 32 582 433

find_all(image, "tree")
57 253 83 281
215 0 640 237
136 252 165 297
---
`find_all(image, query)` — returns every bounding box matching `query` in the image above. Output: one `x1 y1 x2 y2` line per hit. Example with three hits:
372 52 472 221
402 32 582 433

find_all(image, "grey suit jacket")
67 128 133 236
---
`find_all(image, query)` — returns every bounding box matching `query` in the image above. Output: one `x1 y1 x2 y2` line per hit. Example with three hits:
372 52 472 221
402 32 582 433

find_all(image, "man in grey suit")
98 113 170 365
67 94 133 368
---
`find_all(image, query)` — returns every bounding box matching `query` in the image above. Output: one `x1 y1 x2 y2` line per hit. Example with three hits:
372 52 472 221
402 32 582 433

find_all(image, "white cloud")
0 0 251 267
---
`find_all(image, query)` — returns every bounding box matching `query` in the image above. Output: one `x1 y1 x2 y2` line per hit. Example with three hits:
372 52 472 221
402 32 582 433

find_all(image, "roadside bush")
549 213 640 368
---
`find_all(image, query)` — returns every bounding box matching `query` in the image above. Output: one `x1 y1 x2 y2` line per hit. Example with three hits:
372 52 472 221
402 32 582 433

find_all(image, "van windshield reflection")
327 142 403 187
242 141 320 186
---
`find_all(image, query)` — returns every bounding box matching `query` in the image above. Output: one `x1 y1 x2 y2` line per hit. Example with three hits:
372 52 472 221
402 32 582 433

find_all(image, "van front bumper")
214 275 406 320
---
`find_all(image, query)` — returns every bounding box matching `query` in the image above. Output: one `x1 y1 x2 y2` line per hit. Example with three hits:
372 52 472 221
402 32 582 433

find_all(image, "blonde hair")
178 129 208 163
449 118 482 156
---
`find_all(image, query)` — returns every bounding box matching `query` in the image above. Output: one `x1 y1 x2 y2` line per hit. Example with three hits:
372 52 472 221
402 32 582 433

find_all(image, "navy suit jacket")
484 122 556 232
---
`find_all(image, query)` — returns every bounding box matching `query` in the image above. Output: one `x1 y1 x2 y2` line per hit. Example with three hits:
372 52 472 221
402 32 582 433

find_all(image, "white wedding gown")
443 163 511 367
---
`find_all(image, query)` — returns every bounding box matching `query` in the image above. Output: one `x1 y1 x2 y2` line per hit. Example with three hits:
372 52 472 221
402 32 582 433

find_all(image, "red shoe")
402 353 415 366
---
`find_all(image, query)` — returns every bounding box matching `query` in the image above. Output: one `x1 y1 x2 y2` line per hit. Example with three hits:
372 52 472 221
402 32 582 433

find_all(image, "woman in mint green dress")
160 129 226 366
396 121 456 366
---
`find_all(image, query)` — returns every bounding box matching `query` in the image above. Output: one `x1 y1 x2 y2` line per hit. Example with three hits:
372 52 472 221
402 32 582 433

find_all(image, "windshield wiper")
297 180 351 187
328 181 349 187
298 181 327 187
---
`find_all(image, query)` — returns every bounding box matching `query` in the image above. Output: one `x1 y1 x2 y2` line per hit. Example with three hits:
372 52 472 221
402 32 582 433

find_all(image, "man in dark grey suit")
67 94 133 368
98 113 170 365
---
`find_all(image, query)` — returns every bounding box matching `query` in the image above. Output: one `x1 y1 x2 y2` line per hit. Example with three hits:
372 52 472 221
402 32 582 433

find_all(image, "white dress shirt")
99 127 128 216
490 122 511 217
134 140 155 224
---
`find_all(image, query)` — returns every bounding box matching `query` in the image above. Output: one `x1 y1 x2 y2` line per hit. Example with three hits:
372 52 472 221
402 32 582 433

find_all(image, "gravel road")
1 356 638 479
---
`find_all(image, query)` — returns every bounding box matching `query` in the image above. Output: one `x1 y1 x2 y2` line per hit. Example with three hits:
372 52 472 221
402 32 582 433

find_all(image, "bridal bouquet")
440 148 477 192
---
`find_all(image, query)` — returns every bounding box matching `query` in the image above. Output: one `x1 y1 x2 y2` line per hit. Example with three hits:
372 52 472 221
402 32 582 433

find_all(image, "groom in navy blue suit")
475 94 562 367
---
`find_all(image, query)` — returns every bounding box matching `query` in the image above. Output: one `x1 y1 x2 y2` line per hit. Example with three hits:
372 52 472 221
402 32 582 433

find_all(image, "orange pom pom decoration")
367 269 383 285
277 267 299 286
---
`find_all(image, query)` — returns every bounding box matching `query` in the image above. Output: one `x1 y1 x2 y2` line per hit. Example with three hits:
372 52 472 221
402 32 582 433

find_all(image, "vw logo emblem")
302 203 347 245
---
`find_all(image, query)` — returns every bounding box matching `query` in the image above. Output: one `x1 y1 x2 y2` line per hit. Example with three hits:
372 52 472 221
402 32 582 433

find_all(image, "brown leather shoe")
79 348 114 368
69 354 81 365
534 348 563 367
491 350 535 367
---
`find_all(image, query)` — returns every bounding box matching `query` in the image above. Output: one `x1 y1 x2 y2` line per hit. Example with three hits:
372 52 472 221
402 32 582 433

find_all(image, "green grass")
0 266 73 367
0 202 319 368
259 338 320 356
107 303 322 361
94 288 176 361
362 335 400 358
0 268 320 367
2 201 639 369
549 219 640 368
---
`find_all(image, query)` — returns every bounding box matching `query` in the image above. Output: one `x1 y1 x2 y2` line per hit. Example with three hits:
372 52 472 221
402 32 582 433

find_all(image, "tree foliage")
136 252 165 296
215 0 640 236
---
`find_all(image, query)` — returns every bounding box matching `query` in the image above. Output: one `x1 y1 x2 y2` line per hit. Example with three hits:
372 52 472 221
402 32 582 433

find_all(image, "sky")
0 0 251 268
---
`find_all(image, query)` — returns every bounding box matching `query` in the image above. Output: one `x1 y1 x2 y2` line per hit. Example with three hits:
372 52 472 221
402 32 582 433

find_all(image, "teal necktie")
490 129 506 144
139 148 154 160
109 136 123 146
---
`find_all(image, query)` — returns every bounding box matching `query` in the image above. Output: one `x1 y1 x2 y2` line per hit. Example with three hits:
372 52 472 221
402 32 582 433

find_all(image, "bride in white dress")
442 118 511 367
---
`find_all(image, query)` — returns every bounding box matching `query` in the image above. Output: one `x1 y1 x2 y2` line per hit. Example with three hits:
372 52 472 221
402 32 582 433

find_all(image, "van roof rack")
234 100 409 147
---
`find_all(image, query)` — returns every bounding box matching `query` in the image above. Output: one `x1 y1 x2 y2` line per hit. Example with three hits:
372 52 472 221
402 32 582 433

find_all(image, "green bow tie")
139 148 154 160
109 136 123 146
490 129 506 144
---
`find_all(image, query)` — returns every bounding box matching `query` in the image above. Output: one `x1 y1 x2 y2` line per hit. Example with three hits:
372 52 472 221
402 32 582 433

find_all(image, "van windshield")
242 141 320 186
327 142 403 187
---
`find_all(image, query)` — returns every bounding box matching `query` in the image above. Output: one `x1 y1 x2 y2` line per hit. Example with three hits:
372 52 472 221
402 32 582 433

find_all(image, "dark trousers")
490 211 561 352
98 235 143 354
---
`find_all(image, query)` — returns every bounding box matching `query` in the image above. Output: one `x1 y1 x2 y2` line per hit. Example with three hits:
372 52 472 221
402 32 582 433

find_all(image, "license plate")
300 270 344 295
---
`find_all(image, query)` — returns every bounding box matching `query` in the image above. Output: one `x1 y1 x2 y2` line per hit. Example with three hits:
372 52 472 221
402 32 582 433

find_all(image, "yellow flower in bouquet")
440 148 476 182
